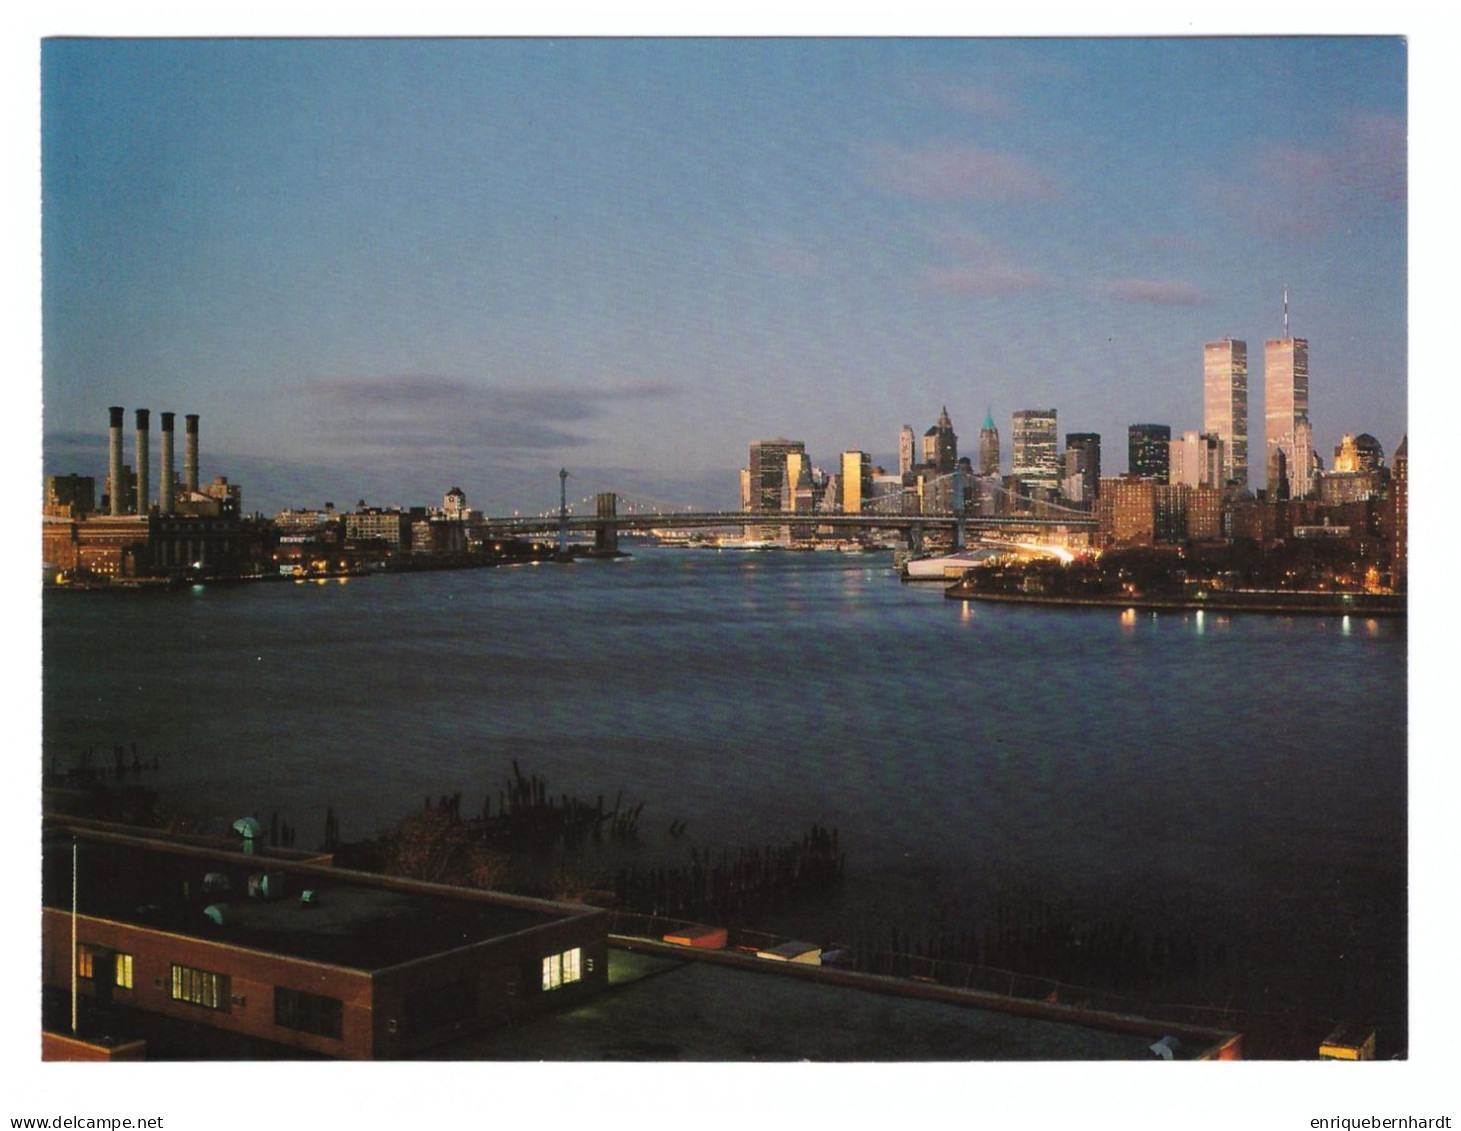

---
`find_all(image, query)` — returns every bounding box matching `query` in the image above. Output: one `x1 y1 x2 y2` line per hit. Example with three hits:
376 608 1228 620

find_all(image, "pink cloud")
868 143 1060 202
1099 278 1206 306
1207 111 1405 238
923 79 1014 118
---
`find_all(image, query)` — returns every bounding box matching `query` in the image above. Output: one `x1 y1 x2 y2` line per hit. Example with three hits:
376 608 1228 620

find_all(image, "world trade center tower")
1203 338 1248 490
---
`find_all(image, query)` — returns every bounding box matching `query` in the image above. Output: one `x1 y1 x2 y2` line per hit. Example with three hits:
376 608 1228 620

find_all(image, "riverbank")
943 580 1406 617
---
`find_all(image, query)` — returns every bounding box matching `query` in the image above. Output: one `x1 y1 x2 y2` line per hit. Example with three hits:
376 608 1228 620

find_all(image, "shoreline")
942 584 1406 618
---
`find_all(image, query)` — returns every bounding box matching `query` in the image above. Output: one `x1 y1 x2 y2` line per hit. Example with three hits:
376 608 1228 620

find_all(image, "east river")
41 546 1408 1050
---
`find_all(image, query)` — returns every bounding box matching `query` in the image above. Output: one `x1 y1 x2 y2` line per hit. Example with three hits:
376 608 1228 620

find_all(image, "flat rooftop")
43 827 593 972
431 948 1179 1061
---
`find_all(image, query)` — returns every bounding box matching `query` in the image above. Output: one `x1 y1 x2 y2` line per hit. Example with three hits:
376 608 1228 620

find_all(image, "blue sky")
40 37 1407 515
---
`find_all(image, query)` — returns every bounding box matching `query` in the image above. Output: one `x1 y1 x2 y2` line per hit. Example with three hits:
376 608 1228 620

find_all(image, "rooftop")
432 947 1201 1062
43 823 597 972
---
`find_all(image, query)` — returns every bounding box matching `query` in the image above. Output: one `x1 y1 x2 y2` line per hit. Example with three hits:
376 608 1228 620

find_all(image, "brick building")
42 821 608 1059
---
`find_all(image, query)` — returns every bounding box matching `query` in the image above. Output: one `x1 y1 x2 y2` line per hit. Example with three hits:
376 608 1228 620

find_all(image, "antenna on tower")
1283 286 1290 338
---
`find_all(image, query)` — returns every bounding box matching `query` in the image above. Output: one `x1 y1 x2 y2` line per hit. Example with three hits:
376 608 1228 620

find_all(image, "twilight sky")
40 37 1407 516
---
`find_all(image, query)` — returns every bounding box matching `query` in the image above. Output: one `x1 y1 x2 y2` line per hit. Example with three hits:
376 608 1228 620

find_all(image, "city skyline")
38 38 1406 516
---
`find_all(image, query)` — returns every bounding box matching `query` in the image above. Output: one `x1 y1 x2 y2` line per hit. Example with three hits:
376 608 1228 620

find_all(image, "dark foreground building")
41 819 607 1059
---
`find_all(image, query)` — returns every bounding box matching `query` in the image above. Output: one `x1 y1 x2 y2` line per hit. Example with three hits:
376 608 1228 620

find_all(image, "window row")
77 945 133 990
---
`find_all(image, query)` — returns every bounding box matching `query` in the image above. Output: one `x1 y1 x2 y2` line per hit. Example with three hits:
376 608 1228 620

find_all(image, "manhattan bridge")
486 467 1096 556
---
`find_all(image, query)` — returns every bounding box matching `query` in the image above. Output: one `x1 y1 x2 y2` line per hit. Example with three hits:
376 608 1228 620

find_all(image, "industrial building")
42 819 609 1060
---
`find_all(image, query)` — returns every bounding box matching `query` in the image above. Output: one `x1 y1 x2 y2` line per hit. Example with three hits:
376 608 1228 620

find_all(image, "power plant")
44 407 256 584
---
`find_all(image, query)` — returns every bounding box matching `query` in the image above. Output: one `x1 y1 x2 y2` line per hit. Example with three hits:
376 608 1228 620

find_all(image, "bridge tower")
594 492 619 555
952 463 966 550
558 468 570 555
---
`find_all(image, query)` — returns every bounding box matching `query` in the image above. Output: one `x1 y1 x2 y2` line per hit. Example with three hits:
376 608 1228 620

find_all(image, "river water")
41 546 1408 1048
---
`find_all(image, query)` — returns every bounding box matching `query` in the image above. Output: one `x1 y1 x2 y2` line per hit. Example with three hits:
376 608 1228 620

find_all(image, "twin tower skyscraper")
1202 296 1311 498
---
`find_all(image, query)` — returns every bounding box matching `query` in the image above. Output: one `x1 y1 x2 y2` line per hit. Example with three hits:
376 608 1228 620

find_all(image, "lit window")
114 953 133 990
541 947 583 991
76 946 96 981
170 964 227 1010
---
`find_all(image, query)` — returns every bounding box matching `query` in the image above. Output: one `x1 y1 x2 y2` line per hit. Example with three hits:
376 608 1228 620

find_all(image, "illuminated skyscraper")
1012 409 1059 490
1265 292 1313 498
898 425 916 478
840 450 872 513
1127 423 1171 480
1203 338 1248 489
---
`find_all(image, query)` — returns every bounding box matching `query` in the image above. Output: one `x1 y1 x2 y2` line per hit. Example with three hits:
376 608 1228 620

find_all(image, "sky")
40 37 1406 517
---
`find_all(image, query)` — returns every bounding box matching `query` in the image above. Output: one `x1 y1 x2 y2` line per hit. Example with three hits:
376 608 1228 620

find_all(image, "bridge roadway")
484 510 1096 536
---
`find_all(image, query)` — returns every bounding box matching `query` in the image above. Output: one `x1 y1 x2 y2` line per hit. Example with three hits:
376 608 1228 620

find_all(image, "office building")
978 410 1000 477
1203 339 1249 489
840 450 872 513
898 426 916 479
1127 424 1171 481
1012 410 1059 491
746 440 806 515
922 407 958 474
1169 431 1225 490
1265 329 1313 498
1063 433 1101 505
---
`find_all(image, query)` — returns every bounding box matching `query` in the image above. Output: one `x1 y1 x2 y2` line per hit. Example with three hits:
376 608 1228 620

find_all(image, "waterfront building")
922 407 958 474
978 409 1000 477
1169 431 1226 490
1389 436 1407 591
1265 330 1313 499
840 450 872 513
1012 410 1059 492
344 507 412 548
42 820 607 1060
1063 433 1101 505
1203 339 1249 489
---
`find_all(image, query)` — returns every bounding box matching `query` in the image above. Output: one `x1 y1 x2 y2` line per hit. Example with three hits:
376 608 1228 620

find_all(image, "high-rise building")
1203 338 1248 489
1169 431 1225 489
922 407 958 474
840 450 872 513
1265 304 1312 498
1389 436 1407 591
1012 409 1059 490
745 439 806 515
1063 433 1101 504
1127 423 1171 480
898 425 916 478
978 409 1000 477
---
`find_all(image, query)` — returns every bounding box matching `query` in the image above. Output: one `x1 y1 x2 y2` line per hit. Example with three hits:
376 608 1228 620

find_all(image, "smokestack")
184 414 199 495
108 406 124 516
134 409 150 515
160 412 175 512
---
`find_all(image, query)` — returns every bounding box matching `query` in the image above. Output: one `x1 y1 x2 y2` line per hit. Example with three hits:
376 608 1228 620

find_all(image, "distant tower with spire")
923 406 958 473
1265 286 1314 498
978 407 1001 477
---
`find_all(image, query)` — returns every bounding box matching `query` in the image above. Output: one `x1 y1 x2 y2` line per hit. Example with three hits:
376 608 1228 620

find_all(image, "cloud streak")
866 143 1061 203
300 376 680 455
1096 278 1206 306
1206 111 1406 238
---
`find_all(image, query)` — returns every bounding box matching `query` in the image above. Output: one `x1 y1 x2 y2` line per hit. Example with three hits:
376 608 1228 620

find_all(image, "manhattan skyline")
39 37 1407 517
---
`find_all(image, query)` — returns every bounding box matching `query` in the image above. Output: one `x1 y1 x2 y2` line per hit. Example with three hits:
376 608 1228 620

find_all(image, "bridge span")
485 491 1095 554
